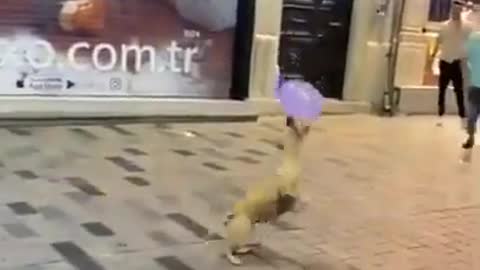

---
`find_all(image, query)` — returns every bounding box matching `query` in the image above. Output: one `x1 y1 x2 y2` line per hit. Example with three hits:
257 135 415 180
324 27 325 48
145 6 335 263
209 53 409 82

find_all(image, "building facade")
394 0 465 114
0 0 254 118
0 0 390 118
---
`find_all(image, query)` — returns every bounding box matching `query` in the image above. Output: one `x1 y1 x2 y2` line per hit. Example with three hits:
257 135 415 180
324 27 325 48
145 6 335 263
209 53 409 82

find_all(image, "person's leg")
463 90 479 149
452 60 467 120
438 61 451 121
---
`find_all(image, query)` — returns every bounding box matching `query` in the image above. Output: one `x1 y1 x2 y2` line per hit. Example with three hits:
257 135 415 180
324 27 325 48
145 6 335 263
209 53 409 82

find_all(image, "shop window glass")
429 0 452 22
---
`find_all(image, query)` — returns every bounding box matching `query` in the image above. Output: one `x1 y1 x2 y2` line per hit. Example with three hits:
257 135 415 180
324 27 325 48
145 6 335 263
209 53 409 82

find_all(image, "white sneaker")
226 251 242 265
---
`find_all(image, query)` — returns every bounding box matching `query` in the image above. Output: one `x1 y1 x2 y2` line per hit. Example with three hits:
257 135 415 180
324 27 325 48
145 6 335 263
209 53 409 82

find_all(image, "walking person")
462 5 480 153
433 0 472 127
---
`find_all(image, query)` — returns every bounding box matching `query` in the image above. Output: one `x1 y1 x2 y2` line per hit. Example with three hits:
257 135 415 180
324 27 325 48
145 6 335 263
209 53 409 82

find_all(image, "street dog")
224 119 310 265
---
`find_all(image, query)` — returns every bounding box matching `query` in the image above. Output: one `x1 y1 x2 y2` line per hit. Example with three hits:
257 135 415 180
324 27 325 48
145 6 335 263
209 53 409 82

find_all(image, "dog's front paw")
234 242 262 254
235 247 253 254
226 251 243 266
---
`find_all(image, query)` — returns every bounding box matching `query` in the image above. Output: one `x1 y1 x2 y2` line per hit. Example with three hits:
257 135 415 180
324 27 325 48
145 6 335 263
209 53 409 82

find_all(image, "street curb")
0 115 259 128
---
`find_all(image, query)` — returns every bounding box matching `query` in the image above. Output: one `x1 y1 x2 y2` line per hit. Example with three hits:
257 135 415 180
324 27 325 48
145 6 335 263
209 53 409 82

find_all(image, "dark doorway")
230 0 256 100
279 0 354 99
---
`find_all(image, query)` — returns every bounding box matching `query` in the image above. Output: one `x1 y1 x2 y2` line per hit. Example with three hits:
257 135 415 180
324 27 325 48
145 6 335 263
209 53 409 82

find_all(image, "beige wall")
343 0 433 109
248 0 282 101
343 0 394 108
253 0 282 36
402 0 429 30
395 0 437 88
248 0 448 115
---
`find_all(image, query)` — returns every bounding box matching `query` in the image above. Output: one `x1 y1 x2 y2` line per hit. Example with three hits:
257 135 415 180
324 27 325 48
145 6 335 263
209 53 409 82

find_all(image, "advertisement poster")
0 0 238 98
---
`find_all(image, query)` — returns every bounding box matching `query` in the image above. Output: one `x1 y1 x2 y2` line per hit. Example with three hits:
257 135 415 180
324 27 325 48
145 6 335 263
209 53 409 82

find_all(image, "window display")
0 0 239 98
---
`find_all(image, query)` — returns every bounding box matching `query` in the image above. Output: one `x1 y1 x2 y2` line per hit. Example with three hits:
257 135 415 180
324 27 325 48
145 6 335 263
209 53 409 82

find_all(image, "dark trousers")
438 60 466 118
466 87 480 136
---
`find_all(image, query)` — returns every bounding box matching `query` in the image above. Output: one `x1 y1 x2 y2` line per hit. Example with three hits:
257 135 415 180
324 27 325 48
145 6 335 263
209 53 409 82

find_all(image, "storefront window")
429 0 452 22
0 0 239 98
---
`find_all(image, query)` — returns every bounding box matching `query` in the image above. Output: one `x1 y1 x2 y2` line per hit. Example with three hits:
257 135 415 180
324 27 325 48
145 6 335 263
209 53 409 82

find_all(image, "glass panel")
429 0 452 22
0 0 239 98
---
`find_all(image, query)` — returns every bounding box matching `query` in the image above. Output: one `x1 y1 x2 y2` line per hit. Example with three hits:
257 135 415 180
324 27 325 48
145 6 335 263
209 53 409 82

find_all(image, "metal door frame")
384 0 407 116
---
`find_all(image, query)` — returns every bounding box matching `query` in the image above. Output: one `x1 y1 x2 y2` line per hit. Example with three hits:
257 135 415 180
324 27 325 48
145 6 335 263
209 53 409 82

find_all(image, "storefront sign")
0 0 238 98
22 76 74 92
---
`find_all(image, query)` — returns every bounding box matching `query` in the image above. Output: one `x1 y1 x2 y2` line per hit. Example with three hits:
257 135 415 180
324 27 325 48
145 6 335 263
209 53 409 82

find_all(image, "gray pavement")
0 115 478 270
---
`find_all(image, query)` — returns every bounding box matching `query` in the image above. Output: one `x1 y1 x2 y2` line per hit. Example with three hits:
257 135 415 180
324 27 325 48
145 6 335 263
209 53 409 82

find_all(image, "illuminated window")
429 0 452 22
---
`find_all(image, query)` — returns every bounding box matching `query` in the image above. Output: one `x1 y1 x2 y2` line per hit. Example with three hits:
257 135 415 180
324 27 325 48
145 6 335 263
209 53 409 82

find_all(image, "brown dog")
224 119 310 265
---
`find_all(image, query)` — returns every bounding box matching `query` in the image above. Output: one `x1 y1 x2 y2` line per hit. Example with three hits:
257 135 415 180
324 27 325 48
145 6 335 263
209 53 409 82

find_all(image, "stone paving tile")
246 148 269 157
69 127 99 141
124 199 163 222
199 147 229 159
65 177 106 196
15 262 77 270
235 155 261 164
81 222 115 237
2 223 39 239
102 125 134 136
51 241 106 270
7 128 33 136
7 202 38 216
0 116 477 270
123 176 150 187
202 162 228 171
148 230 179 246
165 212 217 240
172 149 196 157
105 156 145 173
6 146 39 159
155 255 195 270
0 241 63 269
14 170 39 180
38 206 70 221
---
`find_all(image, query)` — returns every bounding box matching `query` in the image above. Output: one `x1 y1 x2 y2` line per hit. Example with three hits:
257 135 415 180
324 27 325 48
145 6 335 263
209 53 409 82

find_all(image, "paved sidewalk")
0 115 478 270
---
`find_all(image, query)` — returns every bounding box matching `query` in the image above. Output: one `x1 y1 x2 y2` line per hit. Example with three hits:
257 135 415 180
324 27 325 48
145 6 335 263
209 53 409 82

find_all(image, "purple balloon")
278 80 323 121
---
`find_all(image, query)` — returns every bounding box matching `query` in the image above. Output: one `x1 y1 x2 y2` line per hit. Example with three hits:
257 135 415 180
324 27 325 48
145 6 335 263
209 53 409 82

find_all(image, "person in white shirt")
462 1 474 22
433 0 472 127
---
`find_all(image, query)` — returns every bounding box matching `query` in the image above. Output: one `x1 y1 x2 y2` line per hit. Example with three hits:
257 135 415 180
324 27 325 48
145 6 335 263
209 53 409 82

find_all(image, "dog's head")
287 118 311 141
224 213 235 226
